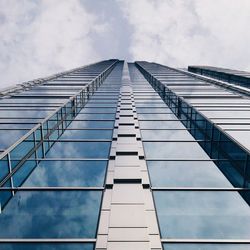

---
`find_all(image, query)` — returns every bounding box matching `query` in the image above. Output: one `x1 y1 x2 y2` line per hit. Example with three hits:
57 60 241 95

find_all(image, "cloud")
0 0 108 87
118 0 250 70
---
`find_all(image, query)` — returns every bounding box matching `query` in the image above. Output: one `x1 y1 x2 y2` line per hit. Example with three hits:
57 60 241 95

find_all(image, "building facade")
0 60 250 250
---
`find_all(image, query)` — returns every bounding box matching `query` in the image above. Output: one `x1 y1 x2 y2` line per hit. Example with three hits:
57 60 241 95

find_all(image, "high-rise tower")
0 60 250 250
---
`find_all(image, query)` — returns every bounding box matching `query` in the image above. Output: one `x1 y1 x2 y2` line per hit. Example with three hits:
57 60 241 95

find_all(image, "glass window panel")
46 141 110 158
0 98 66 104
0 180 12 210
68 121 114 129
136 108 171 113
0 124 35 129
141 130 195 140
80 108 116 113
0 110 53 118
0 190 101 238
148 161 232 187
60 129 112 140
0 118 42 123
0 243 94 250
203 110 250 118
137 113 177 120
0 156 9 181
144 142 210 159
12 156 37 187
10 134 35 168
23 160 107 187
154 191 250 239
139 121 185 129
135 103 167 108
225 130 250 150
85 103 117 107
75 113 115 120
163 244 250 250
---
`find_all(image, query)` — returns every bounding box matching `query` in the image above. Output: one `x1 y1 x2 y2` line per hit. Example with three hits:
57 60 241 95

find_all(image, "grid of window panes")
0 61 123 249
129 63 250 250
0 59 117 211
188 65 250 89
136 61 250 193
0 60 115 152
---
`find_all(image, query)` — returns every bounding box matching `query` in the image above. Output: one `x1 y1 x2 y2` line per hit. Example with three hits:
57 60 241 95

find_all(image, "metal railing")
0 59 119 209
135 61 250 204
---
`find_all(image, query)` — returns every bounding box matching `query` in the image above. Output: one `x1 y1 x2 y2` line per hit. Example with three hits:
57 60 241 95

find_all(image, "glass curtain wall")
129 63 250 250
0 61 123 250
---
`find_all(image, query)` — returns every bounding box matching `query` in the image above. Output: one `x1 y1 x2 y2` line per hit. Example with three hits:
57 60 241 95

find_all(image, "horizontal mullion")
0 239 96 243
142 139 202 142
151 187 250 191
44 139 112 142
0 187 104 191
161 239 250 244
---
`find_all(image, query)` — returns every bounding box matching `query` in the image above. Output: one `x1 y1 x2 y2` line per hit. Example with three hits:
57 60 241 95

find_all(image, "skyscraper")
0 60 249 250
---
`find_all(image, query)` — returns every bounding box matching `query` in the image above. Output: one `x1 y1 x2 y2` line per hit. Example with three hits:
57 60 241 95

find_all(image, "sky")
0 0 250 88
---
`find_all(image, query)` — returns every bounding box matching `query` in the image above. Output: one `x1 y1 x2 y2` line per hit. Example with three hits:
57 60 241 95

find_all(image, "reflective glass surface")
0 191 102 238
154 191 250 239
23 160 107 186
0 130 30 150
60 129 112 140
68 121 114 129
148 161 232 187
144 142 210 159
163 244 250 250
0 243 94 250
141 130 194 140
139 121 185 129
137 113 177 120
75 113 115 120
46 142 110 158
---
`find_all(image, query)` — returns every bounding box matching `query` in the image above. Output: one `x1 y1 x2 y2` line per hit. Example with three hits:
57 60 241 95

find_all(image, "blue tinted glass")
0 130 30 150
137 113 177 120
0 157 9 181
148 161 232 187
0 191 101 238
163 244 250 250
0 124 35 129
68 121 114 129
23 160 107 186
139 121 185 129
60 130 112 140
80 108 116 113
85 103 116 107
0 180 12 210
154 191 250 239
144 142 209 159
0 110 53 118
136 108 171 113
13 157 37 187
75 114 115 120
0 98 66 104
46 142 110 158
0 243 94 250
141 130 194 140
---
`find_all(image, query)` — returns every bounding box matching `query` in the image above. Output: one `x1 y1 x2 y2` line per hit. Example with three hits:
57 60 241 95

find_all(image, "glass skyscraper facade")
0 60 250 250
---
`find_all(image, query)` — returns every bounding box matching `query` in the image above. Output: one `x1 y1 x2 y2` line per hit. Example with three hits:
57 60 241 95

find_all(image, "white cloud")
0 0 108 88
118 0 250 70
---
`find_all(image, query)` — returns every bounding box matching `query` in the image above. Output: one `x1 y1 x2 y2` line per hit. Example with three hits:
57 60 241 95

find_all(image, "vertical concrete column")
96 63 162 250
